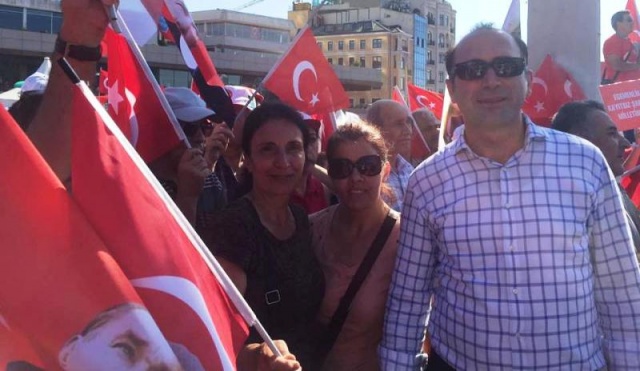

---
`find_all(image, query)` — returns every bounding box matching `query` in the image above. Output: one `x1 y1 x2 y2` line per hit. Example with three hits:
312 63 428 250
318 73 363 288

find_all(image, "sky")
185 0 629 54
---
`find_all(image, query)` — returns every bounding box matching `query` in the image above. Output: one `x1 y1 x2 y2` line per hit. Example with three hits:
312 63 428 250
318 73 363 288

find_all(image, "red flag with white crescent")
105 27 182 163
0 106 177 370
263 26 350 114
522 54 586 127
70 84 249 371
407 83 444 119
627 0 640 43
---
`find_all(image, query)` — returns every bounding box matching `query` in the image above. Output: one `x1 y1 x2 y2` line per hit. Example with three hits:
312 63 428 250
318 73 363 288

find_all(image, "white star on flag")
107 80 124 115
309 93 320 107
534 101 545 113
429 102 436 109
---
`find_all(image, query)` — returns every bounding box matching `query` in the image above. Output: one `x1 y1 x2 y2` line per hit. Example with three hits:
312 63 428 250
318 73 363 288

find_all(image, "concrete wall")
527 0 600 100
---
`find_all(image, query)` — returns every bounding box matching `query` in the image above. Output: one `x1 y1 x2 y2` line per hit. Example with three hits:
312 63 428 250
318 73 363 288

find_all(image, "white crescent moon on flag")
0 314 9 330
292 61 318 102
563 80 573 98
103 77 110 92
131 276 235 371
532 77 548 95
417 95 430 108
125 89 139 146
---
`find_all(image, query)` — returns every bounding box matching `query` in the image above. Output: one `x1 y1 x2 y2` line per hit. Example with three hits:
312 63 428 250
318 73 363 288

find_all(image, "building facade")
0 0 379 95
289 0 455 107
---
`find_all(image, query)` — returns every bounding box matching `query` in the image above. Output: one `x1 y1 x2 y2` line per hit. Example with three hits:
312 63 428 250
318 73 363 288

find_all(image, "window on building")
349 57 355 66
427 50 432 61
360 39 366 49
372 98 380 103
359 98 366 107
393 76 397 87
393 56 397 68
317 41 322 50
439 71 445 82
338 57 344 65
26 9 58 33
0 5 23 31
360 56 366 68
439 52 446 63
338 40 344 50
349 40 355 50
439 14 445 26
438 33 445 47
158 69 191 88
372 39 382 48
400 77 405 90
416 37 420 46
349 98 354 108
372 56 382 69
445 15 450 26
328 41 334 51
400 57 405 69
427 69 432 80
328 58 333 64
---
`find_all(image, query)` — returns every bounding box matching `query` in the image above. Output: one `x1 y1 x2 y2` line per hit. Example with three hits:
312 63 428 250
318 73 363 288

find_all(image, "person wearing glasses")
366 100 415 211
151 87 227 234
310 121 399 370
603 10 640 144
380 24 640 370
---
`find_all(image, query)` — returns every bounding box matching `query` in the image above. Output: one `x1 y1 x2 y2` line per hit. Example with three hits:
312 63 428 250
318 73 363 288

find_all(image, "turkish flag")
392 85 431 160
70 85 249 370
263 26 350 114
105 27 182 163
407 83 444 119
98 68 108 96
622 171 640 208
0 107 172 369
627 0 640 43
523 54 586 126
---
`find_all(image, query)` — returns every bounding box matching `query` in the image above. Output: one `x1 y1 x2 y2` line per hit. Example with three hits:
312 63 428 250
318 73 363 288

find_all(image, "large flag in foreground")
523 54 586 126
105 27 182 162
407 83 444 119
0 108 178 369
263 26 350 114
70 81 249 370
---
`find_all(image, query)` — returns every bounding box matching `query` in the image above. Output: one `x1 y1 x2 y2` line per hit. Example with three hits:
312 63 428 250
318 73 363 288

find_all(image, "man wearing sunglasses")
381 24 640 370
150 87 228 237
603 10 640 85
366 100 415 211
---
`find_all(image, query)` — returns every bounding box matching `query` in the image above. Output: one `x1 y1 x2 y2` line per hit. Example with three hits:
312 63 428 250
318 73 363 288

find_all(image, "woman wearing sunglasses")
208 102 325 370
310 121 400 370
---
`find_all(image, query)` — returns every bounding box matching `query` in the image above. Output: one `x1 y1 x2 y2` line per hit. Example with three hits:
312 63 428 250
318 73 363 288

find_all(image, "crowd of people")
6 0 640 369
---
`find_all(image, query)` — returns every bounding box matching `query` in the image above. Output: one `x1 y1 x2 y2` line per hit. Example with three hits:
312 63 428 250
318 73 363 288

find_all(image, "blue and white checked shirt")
386 155 414 212
380 119 640 370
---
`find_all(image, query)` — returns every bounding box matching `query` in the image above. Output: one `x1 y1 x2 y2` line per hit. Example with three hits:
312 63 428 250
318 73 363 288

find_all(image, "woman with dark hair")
208 102 325 370
310 120 400 371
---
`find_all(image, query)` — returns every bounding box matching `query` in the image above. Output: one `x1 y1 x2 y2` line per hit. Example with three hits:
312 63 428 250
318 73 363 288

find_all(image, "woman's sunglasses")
452 56 526 81
328 155 383 180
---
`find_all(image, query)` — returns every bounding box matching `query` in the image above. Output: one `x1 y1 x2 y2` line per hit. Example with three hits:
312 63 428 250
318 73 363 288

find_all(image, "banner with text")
599 79 640 131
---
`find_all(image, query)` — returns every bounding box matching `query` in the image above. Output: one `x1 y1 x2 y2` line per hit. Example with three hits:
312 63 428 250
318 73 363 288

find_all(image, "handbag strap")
325 211 396 341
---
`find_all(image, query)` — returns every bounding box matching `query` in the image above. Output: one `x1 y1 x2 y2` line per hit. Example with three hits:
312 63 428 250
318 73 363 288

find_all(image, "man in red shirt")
603 9 640 142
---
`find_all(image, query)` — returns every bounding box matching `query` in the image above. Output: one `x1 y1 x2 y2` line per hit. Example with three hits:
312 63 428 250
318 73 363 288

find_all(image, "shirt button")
512 288 518 295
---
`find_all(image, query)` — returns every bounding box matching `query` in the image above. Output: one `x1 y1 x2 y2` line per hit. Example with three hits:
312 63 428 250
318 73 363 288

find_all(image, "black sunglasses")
452 56 526 81
180 120 214 137
328 155 383 180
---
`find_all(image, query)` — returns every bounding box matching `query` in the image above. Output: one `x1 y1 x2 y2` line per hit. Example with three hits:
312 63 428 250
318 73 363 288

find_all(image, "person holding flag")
24 0 302 370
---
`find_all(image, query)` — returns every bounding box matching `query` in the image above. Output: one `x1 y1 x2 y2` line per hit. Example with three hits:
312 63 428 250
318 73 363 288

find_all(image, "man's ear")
58 335 81 368
525 68 534 97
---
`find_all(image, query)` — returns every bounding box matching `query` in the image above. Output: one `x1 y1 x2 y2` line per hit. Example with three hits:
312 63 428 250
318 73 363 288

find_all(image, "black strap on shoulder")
602 45 634 84
325 211 396 344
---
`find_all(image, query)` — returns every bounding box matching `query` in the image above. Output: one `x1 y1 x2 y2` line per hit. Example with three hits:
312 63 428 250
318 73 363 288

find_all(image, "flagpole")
114 10 189 147
57 58 286 360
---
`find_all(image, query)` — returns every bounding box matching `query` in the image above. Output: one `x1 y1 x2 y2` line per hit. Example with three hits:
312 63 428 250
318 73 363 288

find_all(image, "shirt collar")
452 115 547 155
